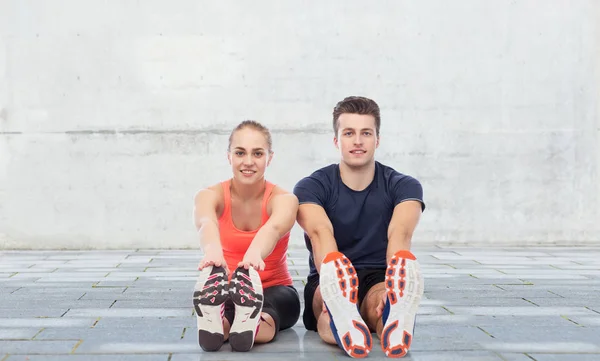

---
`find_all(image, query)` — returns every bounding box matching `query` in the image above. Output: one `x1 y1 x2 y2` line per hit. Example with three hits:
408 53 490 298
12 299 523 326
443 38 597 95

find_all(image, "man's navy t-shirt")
293 161 425 277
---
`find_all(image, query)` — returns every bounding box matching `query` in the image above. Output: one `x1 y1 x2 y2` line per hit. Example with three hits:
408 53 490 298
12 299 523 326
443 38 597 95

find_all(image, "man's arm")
193 189 226 270
296 203 338 274
386 200 423 262
243 193 299 268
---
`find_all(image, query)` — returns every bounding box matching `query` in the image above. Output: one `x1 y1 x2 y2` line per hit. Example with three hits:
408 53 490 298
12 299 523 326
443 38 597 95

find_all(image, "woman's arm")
194 188 227 271
239 192 299 270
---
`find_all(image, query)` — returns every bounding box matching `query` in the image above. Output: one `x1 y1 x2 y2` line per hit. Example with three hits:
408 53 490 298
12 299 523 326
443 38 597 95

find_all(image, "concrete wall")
1 1 599 249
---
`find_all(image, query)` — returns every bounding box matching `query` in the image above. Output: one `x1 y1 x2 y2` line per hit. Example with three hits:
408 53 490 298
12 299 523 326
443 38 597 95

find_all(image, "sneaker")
320 251 372 358
228 266 264 352
193 265 229 351
381 250 424 358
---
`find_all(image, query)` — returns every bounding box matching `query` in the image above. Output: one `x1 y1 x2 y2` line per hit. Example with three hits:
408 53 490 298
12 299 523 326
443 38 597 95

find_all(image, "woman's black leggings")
224 285 301 339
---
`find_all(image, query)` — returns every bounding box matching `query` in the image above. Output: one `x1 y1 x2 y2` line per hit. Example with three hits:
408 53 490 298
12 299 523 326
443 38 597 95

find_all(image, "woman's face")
228 127 272 185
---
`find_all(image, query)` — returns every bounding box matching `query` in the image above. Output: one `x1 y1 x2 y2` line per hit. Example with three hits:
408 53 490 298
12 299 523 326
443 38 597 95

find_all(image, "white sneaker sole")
228 266 264 352
320 252 372 358
381 251 424 358
192 265 229 352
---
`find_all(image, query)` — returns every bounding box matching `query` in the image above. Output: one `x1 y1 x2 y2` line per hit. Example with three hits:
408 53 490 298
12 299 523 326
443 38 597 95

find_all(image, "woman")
192 120 301 352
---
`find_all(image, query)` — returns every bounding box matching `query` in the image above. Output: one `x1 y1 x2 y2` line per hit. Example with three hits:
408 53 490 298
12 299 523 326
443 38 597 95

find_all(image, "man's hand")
238 248 265 271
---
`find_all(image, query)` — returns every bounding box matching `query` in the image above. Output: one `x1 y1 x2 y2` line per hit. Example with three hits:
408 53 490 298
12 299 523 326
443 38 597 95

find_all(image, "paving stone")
0 247 598 360
410 327 495 352
477 322 599 343
15 272 110 279
526 354 600 361
444 306 598 317
408 351 507 360
0 327 41 340
116 291 192 300
1 268 57 273
0 299 117 309
0 308 69 318
171 353 339 361
497 354 540 361
63 308 191 318
10 287 116 298
94 280 138 287
1 273 44 279
35 263 111 269
0 287 19 295
142 271 199 277
521 297 600 307
466 315 575 329
36 327 186 343
9 356 169 361
480 341 600 353
142 277 198 282
111 299 191 308
34 279 107 285
0 318 96 328
73 341 198 353
0 264 35 269
93 317 194 329
545 289 600 298
100 272 147 277
0 340 79 353
560 316 600 327
434 297 535 307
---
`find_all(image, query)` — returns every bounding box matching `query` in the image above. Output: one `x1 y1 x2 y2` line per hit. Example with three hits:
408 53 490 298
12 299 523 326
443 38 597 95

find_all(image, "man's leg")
359 282 387 337
301 273 337 343
312 285 337 344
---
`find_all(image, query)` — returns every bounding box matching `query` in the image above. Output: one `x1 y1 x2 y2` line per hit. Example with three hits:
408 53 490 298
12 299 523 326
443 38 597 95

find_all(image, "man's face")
228 127 272 184
334 113 379 169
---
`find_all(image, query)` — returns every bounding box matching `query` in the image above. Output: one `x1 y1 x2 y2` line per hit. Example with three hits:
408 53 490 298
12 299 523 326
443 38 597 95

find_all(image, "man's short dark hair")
332 96 381 136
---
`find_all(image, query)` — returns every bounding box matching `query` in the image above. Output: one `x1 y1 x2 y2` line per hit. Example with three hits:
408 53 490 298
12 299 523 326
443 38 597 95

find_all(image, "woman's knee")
263 285 301 330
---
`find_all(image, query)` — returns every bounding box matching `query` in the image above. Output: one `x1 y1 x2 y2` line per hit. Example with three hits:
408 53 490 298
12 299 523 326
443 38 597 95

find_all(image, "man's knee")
360 283 386 330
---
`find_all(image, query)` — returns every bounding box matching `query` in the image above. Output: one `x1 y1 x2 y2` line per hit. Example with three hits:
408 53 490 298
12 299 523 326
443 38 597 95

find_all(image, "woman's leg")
254 312 277 343
222 299 234 341
254 285 301 343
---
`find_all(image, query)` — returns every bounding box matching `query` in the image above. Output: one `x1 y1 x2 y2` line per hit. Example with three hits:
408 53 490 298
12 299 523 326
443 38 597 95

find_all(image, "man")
293 96 425 358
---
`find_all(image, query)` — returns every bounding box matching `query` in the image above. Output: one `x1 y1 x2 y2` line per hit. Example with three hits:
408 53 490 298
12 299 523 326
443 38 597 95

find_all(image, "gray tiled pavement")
1 246 599 360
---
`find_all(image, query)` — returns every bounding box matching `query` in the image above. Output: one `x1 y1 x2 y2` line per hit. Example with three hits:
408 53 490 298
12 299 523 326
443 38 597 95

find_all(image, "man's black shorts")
302 268 386 331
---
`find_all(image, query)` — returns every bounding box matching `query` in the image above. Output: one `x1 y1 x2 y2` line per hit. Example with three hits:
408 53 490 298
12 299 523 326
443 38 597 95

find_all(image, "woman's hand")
238 249 265 271
198 248 228 274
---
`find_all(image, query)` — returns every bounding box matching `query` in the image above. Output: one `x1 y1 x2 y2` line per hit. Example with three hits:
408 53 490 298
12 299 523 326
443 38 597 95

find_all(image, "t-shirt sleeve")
293 176 328 208
391 175 426 211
